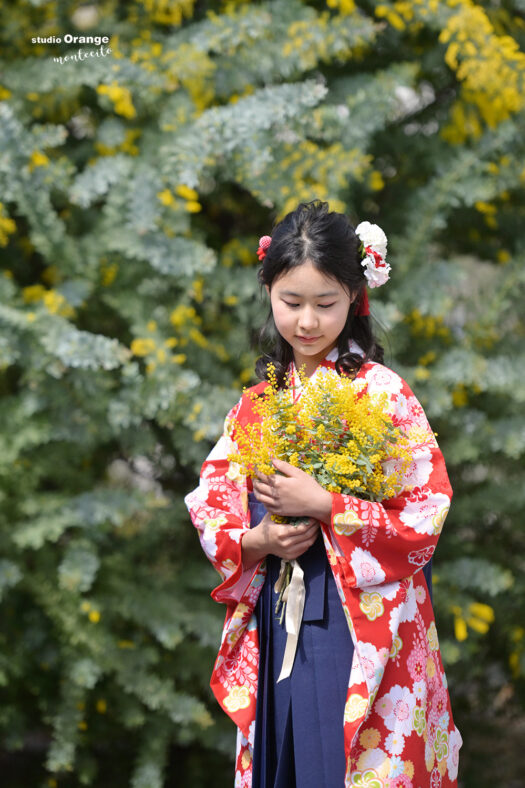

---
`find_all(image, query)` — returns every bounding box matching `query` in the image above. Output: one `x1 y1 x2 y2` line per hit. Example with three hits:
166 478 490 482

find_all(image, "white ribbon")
276 559 306 682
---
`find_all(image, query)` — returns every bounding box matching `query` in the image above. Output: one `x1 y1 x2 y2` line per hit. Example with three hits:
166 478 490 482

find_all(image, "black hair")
254 200 384 386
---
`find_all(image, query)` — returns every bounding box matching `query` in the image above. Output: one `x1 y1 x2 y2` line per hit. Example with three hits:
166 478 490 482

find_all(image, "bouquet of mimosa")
228 365 412 620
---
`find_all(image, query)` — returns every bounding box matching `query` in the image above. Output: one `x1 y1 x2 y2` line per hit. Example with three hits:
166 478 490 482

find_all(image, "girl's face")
266 260 355 377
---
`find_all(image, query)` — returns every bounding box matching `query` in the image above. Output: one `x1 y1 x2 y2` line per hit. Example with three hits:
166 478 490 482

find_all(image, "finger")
254 489 278 509
271 458 297 476
288 518 318 532
290 517 317 529
253 479 276 499
280 537 319 559
255 470 271 483
276 522 317 539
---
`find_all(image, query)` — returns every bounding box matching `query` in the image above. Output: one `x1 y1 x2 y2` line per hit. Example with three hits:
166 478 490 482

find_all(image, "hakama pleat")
249 495 354 788
247 494 434 787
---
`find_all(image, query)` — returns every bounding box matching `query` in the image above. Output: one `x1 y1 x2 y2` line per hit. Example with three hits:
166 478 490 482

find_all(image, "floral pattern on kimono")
185 358 462 787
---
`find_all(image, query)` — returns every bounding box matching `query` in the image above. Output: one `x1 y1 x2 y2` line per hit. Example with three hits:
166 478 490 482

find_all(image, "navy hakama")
248 494 433 788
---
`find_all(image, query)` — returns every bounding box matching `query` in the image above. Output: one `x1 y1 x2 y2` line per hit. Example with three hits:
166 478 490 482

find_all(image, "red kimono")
185 354 462 787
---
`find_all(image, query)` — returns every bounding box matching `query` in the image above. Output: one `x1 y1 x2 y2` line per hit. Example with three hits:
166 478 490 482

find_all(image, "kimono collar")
287 339 364 401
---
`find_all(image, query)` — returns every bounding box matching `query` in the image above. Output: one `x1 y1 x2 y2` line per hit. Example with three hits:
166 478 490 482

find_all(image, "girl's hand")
241 512 319 567
253 458 332 523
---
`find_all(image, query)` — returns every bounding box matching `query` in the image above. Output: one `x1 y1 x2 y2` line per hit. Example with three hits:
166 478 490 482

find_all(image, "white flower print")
384 731 405 756
376 684 416 736
401 453 433 489
413 679 427 702
355 641 390 683
389 583 418 636
356 746 390 774
200 512 228 559
399 492 450 535
376 580 401 601
351 547 386 587
388 755 404 778
425 735 435 769
447 727 463 781
393 393 410 422
366 366 403 395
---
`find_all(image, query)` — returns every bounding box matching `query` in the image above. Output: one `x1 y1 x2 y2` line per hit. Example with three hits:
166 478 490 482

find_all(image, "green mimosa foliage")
1 1 524 785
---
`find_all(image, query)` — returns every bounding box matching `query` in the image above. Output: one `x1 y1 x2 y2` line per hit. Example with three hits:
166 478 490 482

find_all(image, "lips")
296 335 321 343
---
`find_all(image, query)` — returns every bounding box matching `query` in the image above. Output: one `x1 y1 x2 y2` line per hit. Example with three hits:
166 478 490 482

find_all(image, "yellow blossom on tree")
157 188 175 206
117 640 135 649
175 184 199 201
369 170 385 191
100 261 118 286
97 83 136 119
42 265 59 285
130 338 156 356
43 290 75 317
29 151 50 168
0 203 16 245
169 304 200 327
184 200 202 213
23 285 46 303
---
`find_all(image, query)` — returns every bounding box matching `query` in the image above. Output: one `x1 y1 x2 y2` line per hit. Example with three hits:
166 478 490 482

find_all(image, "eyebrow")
279 290 339 298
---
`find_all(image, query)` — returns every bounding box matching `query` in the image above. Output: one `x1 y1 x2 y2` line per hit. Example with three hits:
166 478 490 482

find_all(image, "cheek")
322 307 346 330
333 304 351 329
271 302 292 330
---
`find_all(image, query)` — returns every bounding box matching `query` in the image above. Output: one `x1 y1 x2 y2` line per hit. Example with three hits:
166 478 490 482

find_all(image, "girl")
185 201 462 788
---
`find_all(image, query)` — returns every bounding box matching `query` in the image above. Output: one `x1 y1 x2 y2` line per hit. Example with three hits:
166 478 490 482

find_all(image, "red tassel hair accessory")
355 289 370 317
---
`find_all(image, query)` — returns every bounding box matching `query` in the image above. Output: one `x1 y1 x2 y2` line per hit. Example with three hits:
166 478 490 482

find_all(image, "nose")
298 304 319 332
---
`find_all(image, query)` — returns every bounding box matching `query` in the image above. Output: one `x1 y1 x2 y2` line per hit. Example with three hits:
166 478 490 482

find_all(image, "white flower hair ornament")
355 221 391 288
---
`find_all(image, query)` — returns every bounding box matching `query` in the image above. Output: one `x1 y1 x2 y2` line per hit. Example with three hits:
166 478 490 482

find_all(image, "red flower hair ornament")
257 235 272 261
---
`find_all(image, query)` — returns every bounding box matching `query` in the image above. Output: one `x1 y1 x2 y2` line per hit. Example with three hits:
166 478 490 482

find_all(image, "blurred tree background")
0 0 524 786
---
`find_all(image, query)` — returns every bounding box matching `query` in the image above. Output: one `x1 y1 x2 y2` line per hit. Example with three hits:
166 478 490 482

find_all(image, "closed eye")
283 301 336 309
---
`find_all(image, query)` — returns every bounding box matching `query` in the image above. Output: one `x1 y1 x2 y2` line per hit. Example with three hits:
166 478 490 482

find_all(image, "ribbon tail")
274 559 289 595
356 288 370 316
277 559 305 683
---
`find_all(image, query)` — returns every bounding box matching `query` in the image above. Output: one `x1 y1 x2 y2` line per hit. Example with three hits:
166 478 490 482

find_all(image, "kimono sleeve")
184 399 257 607
327 367 452 589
